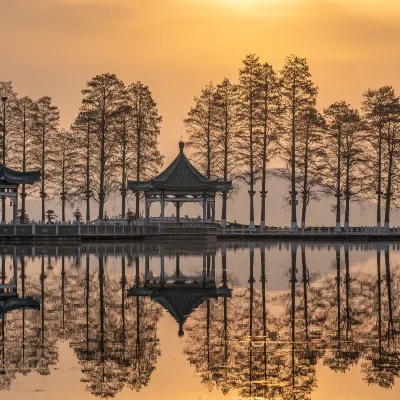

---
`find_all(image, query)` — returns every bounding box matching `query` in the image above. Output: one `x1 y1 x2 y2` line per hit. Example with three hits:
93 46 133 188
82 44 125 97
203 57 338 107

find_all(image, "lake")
1 240 400 399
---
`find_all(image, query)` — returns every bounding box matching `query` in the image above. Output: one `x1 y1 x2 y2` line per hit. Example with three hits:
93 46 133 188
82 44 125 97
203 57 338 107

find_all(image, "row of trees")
185 54 400 229
0 75 163 222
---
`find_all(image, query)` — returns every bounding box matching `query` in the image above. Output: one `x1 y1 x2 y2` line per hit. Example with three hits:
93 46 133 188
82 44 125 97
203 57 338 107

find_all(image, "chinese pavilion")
0 164 41 222
127 141 232 224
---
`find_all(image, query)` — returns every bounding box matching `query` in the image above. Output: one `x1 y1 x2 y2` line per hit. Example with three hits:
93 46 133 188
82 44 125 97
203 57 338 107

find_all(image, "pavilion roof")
0 164 41 185
127 141 232 193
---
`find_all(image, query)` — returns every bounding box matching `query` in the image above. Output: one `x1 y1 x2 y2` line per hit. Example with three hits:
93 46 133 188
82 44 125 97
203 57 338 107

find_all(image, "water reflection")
0 241 399 398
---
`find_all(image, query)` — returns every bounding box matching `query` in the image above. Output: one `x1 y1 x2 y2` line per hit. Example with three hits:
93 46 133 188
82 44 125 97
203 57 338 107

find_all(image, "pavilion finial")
179 140 185 152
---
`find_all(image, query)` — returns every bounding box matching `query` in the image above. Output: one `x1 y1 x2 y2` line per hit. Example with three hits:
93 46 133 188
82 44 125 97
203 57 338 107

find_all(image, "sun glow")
216 0 280 7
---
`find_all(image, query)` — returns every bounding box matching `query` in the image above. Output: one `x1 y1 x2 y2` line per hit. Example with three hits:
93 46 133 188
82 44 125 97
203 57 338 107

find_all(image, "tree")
11 96 39 220
321 102 364 230
238 54 262 229
256 62 280 229
48 129 78 221
33 96 60 221
115 101 135 218
71 105 96 222
381 99 400 228
280 55 317 230
80 73 125 219
296 107 325 228
362 87 399 229
213 78 240 227
129 81 163 218
0 81 18 221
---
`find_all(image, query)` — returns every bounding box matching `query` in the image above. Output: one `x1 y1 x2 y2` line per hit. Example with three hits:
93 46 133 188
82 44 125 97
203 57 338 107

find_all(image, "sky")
1 0 400 224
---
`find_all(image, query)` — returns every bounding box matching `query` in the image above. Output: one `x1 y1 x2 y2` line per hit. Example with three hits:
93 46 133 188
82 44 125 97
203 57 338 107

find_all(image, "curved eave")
0 165 41 185
1 298 40 314
127 180 233 193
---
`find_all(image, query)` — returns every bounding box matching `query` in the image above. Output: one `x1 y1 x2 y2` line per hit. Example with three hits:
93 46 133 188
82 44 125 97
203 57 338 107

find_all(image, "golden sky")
2 0 400 161
2 0 400 223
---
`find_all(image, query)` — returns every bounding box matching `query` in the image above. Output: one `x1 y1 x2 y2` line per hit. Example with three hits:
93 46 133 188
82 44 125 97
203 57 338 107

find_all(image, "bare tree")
11 96 39 221
321 102 365 229
71 106 96 222
80 73 125 219
213 78 240 227
33 96 60 221
129 81 163 218
0 82 18 221
48 129 78 221
361 87 398 229
280 55 317 230
185 82 218 219
256 62 280 229
238 54 262 229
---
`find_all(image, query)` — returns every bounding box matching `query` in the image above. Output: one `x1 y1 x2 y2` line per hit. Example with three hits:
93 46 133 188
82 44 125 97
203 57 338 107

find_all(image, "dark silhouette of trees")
48 129 78 221
238 54 262 229
80 73 125 220
32 96 60 221
280 55 317 231
213 78 241 227
256 63 280 229
11 96 39 221
128 81 163 218
362 87 399 229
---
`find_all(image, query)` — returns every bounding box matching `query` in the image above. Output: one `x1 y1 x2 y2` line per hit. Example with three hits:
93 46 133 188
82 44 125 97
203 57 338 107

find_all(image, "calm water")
1 241 400 399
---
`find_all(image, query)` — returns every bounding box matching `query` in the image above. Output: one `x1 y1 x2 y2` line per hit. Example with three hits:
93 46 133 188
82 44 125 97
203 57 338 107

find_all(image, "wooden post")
202 194 207 223
176 201 180 222
211 198 215 223
161 192 165 223
145 254 150 283
145 197 150 223
13 191 18 223
160 247 165 287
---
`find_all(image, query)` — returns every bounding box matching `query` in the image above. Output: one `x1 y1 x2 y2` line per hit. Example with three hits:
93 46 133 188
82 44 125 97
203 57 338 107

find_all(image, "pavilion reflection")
0 242 399 398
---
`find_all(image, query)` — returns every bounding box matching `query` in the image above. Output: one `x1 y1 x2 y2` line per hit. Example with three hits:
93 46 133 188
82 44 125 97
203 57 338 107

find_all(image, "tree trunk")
86 121 91 222
135 130 141 218
98 105 106 220
344 154 350 229
21 107 27 222
384 245 394 338
301 243 309 341
249 79 255 229
335 127 341 231
335 243 341 340
221 110 228 227
121 121 127 218
290 82 297 230
41 125 45 221
377 126 382 229
260 116 267 229
301 121 310 229
384 145 394 229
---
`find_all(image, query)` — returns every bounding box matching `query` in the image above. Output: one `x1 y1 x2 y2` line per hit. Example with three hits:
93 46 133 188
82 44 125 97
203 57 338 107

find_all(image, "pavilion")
127 141 232 224
0 164 41 222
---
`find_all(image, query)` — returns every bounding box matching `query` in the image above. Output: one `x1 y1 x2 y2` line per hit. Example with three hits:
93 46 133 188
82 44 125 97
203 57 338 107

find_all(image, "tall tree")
71 105 96 222
185 82 218 220
48 129 78 221
115 102 135 218
362 87 400 229
128 81 163 218
11 96 39 221
238 54 262 229
256 62 280 229
0 82 18 221
213 78 240 227
296 107 325 228
80 73 125 220
280 55 316 230
382 99 400 229
33 96 60 221
321 102 365 230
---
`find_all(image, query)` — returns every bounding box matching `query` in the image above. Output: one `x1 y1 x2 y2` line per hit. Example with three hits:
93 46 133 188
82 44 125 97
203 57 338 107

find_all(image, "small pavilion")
0 164 41 222
127 141 232 224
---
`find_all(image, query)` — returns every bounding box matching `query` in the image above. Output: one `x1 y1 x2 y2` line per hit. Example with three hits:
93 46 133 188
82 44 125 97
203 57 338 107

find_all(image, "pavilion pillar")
145 197 150 224
176 201 180 222
13 191 18 223
161 192 165 223
160 247 165 287
211 197 215 223
145 254 150 284
202 194 207 223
